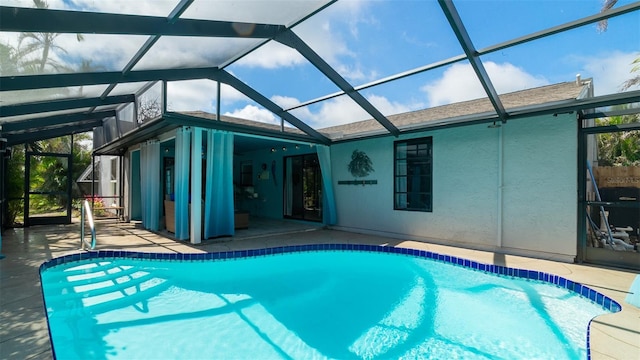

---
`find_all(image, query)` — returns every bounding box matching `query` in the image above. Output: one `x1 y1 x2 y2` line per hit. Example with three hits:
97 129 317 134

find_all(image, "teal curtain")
204 130 235 238
140 140 160 231
130 150 141 220
316 145 337 225
174 127 191 240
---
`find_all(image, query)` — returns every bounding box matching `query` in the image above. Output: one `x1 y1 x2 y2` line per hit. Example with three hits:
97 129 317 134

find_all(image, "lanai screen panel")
0 31 149 77
226 41 343 107
455 0 640 98
294 0 462 86
9 0 180 16
181 0 331 26
166 79 219 113
131 36 263 71
0 85 110 108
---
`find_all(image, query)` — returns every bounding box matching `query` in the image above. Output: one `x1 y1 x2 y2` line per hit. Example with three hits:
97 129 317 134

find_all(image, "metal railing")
81 199 97 250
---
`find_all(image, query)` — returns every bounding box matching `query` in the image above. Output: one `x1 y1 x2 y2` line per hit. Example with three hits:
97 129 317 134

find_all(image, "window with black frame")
394 137 433 212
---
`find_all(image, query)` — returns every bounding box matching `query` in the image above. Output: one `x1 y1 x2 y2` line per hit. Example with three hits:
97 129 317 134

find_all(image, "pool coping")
39 243 622 359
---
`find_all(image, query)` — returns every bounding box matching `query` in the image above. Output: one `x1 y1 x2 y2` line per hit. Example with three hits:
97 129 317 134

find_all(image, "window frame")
393 136 433 212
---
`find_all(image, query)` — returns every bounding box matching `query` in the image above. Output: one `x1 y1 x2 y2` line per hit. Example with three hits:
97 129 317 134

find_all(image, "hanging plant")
348 149 374 178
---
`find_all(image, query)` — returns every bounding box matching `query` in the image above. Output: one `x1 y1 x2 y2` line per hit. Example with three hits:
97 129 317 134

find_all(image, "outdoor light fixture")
282 146 287 151
271 147 276 152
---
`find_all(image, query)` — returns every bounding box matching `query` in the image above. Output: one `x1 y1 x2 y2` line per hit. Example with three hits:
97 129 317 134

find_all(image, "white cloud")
177 0 328 26
224 105 278 125
271 95 302 109
421 62 549 107
234 41 305 69
367 94 423 116
166 80 216 112
55 33 148 71
219 83 248 105
132 37 260 70
575 51 639 95
0 0 42 7
164 79 260 113
53 0 175 16
289 96 369 128
275 92 424 129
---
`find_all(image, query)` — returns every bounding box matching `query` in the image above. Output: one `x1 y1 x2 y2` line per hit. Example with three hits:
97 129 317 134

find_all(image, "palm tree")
597 0 618 32
596 112 640 166
0 43 19 75
621 57 640 91
598 0 640 91
17 0 84 74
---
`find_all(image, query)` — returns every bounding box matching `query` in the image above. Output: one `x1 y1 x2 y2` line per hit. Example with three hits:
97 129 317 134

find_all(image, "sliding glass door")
284 154 322 222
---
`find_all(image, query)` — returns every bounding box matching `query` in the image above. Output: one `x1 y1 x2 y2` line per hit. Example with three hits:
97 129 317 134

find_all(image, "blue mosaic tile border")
40 243 622 358
39 243 622 311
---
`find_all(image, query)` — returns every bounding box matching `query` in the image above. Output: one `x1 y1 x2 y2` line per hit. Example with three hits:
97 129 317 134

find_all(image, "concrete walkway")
1 221 638 359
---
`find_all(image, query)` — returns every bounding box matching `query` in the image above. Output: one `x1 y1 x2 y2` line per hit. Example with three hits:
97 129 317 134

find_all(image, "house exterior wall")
501 114 577 257
330 113 577 261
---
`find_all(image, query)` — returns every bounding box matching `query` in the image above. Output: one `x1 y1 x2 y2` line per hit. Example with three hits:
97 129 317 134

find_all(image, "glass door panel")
284 154 322 222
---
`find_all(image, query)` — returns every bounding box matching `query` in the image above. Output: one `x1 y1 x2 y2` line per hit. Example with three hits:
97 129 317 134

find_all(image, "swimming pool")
39 244 620 359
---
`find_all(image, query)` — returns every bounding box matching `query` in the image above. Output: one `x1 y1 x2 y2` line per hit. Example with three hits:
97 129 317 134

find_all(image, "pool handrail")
80 199 97 250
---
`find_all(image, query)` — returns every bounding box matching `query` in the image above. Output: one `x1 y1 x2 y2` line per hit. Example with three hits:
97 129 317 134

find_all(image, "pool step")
43 261 129 280
43 261 173 316
43 265 141 289
45 272 157 301
46 278 171 318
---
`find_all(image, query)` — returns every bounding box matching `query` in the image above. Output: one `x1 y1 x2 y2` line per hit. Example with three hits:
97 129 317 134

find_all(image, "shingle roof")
182 79 590 141
319 79 590 139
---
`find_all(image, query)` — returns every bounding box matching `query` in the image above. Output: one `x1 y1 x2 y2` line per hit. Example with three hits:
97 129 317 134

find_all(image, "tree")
598 0 639 91
137 98 162 122
3 1 92 224
594 1 639 167
596 109 640 166
597 0 618 33
0 43 19 75
6 147 26 226
621 57 640 91
17 0 84 74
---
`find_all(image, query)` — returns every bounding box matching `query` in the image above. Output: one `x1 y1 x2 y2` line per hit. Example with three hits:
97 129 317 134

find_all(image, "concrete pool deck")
1 220 638 359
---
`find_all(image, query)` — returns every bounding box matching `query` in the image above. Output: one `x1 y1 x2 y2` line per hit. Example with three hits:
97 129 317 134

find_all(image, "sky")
1 0 639 129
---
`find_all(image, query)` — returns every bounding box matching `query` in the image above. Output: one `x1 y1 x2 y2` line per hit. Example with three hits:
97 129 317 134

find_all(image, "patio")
0 220 638 359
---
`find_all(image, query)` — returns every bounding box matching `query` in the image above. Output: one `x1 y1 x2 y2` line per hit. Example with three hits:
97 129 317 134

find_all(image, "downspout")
497 125 504 248
190 128 202 244
216 81 221 121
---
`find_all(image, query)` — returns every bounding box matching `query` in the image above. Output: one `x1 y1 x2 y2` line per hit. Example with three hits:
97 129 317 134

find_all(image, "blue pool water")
40 248 616 359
